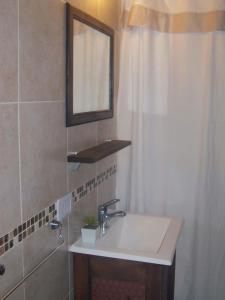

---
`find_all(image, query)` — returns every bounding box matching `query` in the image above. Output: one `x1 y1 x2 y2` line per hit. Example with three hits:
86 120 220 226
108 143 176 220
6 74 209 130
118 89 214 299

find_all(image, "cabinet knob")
0 264 6 276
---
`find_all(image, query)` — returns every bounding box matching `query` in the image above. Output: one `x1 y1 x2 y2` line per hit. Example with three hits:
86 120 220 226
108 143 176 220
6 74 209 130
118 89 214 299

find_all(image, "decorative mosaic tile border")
0 164 117 258
0 205 57 257
71 164 117 203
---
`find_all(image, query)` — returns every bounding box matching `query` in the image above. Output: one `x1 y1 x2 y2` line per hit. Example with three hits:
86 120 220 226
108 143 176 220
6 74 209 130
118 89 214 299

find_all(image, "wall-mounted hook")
49 219 64 244
49 219 61 230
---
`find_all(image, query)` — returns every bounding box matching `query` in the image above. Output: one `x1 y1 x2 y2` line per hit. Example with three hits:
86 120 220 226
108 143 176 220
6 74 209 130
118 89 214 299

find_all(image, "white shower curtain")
117 1 225 299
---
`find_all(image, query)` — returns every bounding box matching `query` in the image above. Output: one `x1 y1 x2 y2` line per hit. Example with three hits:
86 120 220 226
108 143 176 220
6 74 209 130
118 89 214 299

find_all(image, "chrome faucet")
98 198 126 233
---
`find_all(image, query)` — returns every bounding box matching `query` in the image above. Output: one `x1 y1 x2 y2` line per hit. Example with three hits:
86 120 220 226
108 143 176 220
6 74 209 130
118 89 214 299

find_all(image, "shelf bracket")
67 152 80 171
68 162 81 172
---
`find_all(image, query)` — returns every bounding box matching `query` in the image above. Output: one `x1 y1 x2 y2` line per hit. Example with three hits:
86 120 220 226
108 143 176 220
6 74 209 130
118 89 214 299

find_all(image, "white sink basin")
98 214 170 253
69 213 183 265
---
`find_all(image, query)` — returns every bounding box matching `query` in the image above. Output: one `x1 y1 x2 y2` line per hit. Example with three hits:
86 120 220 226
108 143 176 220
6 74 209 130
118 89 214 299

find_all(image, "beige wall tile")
24 247 69 300
69 0 98 18
20 102 67 220
68 191 97 244
69 0 121 29
96 155 117 206
97 118 117 143
5 284 25 300
0 104 20 237
68 122 98 152
68 163 96 193
97 0 120 30
67 122 97 192
0 244 23 298
97 173 116 206
0 0 18 102
19 0 65 101
23 219 68 275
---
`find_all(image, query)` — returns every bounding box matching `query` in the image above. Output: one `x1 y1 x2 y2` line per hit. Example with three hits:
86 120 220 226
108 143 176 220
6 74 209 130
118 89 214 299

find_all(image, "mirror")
66 4 114 126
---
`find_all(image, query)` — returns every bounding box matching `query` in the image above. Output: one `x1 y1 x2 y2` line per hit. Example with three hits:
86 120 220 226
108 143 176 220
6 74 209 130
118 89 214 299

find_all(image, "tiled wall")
0 0 121 299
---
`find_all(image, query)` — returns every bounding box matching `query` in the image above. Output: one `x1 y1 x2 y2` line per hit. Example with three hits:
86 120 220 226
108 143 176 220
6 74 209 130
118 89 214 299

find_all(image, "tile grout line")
17 0 22 232
66 127 71 293
0 102 18 105
17 0 26 283
17 3 26 299
66 128 69 194
2 242 62 300
19 100 65 104
95 124 99 209
0 101 64 106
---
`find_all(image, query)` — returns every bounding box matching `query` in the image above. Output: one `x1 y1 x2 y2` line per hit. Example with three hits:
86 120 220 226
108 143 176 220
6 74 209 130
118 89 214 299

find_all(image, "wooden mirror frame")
66 4 114 127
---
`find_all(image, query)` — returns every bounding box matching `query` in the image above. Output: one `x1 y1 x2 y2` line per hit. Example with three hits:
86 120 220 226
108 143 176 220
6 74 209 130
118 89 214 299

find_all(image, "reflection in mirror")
73 20 110 114
66 4 114 127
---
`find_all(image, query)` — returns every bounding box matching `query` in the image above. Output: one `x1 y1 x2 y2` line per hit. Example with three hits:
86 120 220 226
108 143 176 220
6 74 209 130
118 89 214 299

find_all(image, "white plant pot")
81 225 99 244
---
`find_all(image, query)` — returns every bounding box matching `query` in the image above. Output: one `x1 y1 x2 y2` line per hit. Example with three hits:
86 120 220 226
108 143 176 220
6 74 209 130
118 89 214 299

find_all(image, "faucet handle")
100 198 120 209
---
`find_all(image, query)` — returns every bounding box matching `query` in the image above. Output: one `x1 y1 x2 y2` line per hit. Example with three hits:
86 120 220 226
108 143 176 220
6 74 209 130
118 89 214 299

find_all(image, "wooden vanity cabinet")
73 253 176 300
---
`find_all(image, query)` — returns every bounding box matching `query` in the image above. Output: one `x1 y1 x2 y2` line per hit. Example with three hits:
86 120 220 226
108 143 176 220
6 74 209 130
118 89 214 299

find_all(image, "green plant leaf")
83 215 98 226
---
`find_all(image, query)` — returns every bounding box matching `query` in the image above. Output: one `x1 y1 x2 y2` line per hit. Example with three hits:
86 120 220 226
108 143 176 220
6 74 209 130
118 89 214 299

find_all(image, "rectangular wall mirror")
66 4 114 126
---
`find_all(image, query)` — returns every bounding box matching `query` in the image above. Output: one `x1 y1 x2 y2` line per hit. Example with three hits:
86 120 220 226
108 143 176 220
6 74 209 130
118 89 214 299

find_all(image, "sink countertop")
69 213 183 266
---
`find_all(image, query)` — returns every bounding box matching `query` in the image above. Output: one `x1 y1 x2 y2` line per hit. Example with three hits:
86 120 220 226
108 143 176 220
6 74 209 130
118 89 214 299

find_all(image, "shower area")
116 1 225 299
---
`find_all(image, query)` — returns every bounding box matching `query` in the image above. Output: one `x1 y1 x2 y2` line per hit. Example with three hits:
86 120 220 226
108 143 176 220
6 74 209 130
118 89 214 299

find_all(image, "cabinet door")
74 253 176 300
92 278 146 300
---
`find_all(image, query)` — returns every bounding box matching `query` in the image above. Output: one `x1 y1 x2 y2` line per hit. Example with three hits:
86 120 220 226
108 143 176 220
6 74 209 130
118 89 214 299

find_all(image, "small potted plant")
81 215 99 244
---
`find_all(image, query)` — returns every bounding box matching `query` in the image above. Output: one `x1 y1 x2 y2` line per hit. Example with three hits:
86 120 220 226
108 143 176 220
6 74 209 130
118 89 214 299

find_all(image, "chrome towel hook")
49 219 64 244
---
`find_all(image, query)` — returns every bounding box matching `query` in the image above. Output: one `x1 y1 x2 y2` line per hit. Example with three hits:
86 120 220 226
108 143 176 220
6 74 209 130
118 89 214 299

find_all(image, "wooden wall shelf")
67 140 131 164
